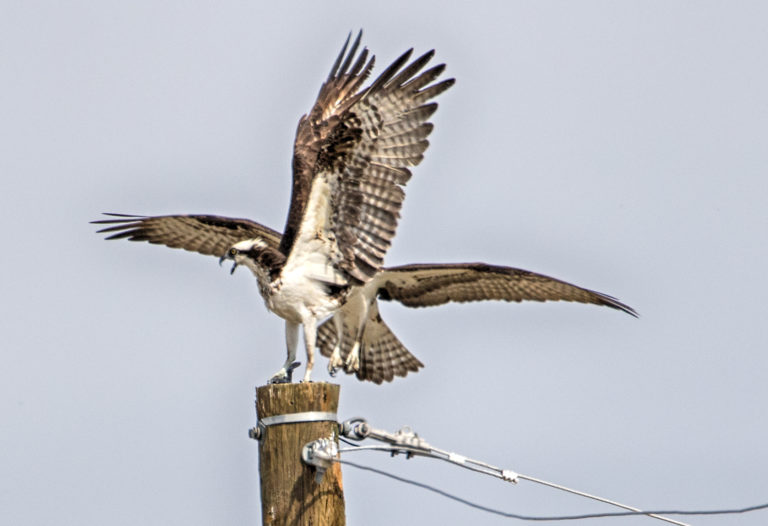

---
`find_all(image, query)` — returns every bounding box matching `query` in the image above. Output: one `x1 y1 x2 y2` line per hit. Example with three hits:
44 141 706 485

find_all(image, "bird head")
219 238 269 275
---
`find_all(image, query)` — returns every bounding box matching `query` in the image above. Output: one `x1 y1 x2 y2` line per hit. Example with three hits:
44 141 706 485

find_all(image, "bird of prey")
94 32 455 383
94 214 636 384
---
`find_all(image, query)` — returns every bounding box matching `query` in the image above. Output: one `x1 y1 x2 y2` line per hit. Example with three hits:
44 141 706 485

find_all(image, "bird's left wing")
92 213 282 257
281 32 454 284
374 263 638 316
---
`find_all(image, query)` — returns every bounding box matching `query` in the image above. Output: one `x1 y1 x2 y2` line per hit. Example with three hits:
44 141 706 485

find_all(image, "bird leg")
301 315 318 383
338 294 367 373
268 321 301 384
344 307 368 373
327 314 345 376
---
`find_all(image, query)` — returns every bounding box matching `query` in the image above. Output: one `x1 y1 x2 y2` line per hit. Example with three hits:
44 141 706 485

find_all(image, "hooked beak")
219 254 238 275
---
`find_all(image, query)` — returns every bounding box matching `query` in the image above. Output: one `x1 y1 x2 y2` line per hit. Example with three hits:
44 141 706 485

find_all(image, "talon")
344 357 360 372
268 361 301 384
287 361 301 373
345 343 361 372
327 355 343 377
268 371 290 384
328 346 344 377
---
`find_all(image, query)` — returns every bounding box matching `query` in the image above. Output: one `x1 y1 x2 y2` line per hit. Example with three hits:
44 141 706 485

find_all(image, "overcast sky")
3 2 767 525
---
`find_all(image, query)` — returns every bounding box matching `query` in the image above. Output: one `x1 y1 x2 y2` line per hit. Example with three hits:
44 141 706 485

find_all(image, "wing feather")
282 32 454 284
375 263 638 316
92 213 281 258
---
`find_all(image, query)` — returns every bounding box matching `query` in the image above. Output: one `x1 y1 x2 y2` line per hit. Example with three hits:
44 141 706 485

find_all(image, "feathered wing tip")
314 30 375 120
316 310 423 384
585 290 638 317
327 30 363 82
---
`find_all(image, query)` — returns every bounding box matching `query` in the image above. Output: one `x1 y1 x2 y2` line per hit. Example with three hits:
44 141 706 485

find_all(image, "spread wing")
316 261 634 383
281 31 454 284
373 263 638 316
92 213 282 257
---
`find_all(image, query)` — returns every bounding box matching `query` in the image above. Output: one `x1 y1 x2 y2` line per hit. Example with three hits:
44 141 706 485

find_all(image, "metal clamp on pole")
302 437 339 483
249 411 338 440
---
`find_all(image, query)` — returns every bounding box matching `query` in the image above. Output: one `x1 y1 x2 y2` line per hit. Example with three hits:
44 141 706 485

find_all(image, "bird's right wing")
374 263 637 316
92 213 282 258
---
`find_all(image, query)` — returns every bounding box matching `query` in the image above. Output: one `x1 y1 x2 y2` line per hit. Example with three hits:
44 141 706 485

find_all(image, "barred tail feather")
356 316 423 384
317 317 342 359
316 308 423 384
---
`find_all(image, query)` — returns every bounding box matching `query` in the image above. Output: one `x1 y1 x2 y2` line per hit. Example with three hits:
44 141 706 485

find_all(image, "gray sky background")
3 2 767 525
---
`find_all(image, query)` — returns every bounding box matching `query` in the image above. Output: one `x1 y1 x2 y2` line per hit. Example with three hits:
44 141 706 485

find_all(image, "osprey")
94 32 455 383
94 214 636 384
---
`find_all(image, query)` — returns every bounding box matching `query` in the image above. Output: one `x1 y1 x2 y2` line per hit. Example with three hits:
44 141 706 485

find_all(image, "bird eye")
229 248 238 257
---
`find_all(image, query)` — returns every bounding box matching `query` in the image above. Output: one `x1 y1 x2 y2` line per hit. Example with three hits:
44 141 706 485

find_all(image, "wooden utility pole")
253 382 345 526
